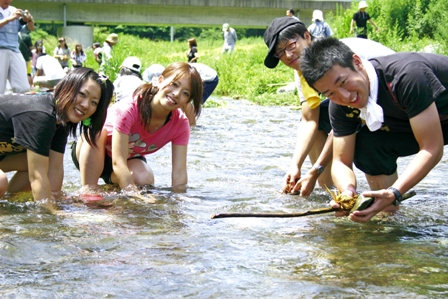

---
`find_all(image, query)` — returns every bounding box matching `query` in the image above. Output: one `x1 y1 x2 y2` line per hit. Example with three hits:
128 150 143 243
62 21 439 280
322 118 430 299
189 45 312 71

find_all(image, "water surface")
1 98 447 298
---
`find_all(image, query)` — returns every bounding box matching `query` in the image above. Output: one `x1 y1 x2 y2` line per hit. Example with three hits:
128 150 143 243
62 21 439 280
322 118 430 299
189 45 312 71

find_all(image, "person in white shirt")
222 23 237 54
33 45 66 89
113 56 143 103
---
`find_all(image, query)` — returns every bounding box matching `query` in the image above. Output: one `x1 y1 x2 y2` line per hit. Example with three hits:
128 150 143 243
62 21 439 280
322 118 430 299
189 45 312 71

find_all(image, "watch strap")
313 164 324 174
387 187 403 206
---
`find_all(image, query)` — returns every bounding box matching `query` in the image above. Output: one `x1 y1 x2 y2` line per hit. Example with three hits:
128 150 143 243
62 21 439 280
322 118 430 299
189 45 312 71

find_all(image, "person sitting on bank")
263 17 394 196
300 37 448 223
113 56 143 102
0 68 113 212
70 43 86 68
33 44 67 89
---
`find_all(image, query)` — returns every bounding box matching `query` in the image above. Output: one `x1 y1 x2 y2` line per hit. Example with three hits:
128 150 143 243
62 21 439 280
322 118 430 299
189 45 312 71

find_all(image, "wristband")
387 187 403 206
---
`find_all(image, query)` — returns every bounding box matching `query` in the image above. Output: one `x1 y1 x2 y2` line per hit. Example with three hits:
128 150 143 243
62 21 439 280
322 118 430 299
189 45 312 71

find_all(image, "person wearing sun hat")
350 1 378 39
222 23 237 54
307 10 333 40
100 33 118 74
263 16 394 197
113 56 143 102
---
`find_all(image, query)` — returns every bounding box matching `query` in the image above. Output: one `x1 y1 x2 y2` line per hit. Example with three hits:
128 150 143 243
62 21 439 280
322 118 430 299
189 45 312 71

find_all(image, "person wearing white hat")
222 23 237 54
307 10 333 40
350 1 378 39
113 56 143 102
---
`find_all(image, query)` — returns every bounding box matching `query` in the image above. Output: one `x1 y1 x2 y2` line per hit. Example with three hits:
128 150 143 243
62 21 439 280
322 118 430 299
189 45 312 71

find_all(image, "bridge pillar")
58 26 93 50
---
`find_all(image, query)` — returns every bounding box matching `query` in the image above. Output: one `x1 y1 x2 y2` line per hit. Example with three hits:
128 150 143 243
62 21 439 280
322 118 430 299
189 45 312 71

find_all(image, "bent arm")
368 19 378 30
171 144 188 192
0 10 20 29
191 53 199 62
391 103 443 195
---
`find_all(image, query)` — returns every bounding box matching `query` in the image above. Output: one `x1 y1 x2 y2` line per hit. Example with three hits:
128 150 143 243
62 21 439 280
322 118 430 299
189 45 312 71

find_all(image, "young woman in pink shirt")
72 62 203 195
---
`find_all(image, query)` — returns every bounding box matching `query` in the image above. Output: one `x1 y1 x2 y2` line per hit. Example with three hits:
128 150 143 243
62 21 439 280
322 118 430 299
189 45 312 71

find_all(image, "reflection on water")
1 98 448 298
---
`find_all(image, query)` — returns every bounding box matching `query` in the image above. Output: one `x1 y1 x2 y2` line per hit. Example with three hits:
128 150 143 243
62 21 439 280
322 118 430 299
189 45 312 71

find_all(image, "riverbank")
31 30 300 107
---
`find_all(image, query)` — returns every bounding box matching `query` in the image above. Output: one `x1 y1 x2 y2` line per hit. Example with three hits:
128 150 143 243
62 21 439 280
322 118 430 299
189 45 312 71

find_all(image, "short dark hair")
288 8 295 15
300 37 356 89
277 22 308 45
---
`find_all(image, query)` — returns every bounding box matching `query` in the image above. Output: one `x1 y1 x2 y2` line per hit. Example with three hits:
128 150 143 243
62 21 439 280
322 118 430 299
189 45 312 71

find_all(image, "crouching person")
0 68 113 211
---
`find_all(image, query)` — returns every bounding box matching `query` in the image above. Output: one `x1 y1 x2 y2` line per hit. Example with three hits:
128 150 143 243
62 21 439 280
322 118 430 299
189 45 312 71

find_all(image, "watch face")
315 165 324 174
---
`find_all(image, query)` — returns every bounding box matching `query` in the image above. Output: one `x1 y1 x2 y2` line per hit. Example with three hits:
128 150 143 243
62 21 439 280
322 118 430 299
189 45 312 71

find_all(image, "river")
1 97 447 298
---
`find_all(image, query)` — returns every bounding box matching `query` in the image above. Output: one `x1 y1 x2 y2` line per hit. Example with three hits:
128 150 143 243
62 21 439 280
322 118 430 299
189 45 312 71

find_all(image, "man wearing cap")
0 0 34 94
222 23 237 54
263 17 394 196
350 1 378 39
101 33 118 74
113 56 143 102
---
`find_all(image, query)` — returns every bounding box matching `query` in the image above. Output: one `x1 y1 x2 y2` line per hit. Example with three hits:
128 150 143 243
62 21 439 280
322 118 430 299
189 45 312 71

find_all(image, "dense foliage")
30 0 448 106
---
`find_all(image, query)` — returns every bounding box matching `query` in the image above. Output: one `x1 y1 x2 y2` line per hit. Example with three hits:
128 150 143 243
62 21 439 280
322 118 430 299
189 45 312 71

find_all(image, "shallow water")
1 98 448 298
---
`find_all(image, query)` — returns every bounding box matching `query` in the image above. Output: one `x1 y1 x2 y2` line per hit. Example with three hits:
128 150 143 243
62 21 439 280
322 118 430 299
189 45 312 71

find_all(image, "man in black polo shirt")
300 37 448 223
350 1 378 39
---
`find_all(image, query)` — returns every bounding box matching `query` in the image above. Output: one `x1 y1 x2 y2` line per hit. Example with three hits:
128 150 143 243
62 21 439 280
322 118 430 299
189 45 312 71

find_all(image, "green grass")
32 30 300 107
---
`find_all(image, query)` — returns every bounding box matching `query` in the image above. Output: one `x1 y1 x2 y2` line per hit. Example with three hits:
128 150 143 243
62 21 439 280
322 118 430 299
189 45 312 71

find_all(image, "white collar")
359 59 384 131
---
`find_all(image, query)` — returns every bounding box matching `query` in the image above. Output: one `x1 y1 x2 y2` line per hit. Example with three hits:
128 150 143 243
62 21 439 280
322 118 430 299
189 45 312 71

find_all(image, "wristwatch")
313 164 325 175
387 187 403 206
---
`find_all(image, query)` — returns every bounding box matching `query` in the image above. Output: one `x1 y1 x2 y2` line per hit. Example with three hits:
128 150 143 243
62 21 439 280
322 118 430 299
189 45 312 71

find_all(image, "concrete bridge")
13 0 352 47
13 0 352 28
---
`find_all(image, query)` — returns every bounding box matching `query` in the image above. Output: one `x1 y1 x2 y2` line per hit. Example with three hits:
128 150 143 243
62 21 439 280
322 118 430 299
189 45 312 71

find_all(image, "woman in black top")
186 38 199 63
0 68 113 211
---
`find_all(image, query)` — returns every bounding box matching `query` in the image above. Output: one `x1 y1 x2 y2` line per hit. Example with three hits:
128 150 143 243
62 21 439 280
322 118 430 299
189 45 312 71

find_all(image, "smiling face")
155 74 192 110
277 33 312 71
66 78 101 123
312 55 370 108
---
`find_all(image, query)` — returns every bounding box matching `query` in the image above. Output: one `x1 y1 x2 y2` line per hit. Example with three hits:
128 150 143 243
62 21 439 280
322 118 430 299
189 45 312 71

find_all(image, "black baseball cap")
264 17 306 68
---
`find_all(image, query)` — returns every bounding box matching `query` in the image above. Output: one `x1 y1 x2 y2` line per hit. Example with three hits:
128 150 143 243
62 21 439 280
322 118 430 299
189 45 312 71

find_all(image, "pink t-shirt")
104 96 190 158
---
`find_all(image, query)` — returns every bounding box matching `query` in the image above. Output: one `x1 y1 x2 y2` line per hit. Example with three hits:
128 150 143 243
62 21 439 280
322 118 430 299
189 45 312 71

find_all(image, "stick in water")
211 190 416 219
